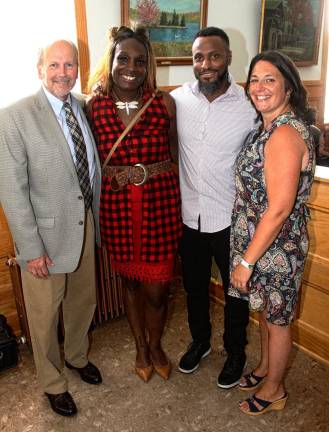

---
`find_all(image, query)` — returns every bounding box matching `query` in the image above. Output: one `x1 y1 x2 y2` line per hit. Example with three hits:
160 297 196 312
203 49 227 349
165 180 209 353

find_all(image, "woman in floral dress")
229 51 315 415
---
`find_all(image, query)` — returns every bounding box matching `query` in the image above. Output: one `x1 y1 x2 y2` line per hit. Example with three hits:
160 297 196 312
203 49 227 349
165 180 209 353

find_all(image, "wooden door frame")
74 0 90 93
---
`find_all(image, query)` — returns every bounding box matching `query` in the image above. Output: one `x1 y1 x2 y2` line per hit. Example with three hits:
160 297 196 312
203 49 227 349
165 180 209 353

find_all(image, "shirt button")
78 195 83 200
79 221 84 225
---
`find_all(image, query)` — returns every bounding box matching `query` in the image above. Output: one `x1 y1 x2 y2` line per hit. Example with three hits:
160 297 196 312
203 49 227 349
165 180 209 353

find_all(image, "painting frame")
121 0 208 66
259 0 324 67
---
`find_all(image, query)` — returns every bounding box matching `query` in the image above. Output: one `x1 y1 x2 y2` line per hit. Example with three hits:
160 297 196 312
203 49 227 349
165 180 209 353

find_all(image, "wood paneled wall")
296 178 329 363
305 81 327 127
0 207 19 334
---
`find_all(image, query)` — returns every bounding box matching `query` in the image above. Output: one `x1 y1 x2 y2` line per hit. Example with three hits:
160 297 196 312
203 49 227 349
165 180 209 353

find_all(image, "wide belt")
103 159 172 191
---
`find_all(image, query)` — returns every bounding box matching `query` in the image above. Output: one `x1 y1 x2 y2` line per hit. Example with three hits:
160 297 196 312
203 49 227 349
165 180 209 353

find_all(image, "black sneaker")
217 353 246 389
178 341 211 373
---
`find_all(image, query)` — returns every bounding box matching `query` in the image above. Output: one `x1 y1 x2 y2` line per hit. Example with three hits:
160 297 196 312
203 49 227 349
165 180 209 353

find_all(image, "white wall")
1 0 78 107
85 0 323 86
85 0 121 71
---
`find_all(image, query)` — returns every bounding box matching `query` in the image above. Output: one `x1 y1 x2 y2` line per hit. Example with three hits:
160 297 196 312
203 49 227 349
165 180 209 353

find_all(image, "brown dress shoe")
65 361 102 384
153 361 172 380
135 364 153 382
45 391 77 417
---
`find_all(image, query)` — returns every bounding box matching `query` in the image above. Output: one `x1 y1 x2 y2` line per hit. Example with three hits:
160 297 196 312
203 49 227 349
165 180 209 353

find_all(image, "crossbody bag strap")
102 89 159 170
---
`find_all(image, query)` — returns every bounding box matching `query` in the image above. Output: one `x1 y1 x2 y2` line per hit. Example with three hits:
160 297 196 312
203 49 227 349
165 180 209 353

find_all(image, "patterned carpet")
1 284 329 432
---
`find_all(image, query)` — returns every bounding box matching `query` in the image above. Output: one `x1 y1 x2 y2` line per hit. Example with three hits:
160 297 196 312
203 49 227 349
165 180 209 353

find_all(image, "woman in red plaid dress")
88 27 182 382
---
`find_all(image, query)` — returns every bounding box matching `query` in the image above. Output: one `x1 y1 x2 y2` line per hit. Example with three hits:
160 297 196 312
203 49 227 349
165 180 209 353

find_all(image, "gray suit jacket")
0 88 101 273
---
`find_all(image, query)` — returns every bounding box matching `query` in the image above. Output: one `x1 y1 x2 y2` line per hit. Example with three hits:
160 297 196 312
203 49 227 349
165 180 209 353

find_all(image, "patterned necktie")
63 102 92 209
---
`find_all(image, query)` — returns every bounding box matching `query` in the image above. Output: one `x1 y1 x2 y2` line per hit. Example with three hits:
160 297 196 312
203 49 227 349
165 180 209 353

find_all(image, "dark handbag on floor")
0 314 18 371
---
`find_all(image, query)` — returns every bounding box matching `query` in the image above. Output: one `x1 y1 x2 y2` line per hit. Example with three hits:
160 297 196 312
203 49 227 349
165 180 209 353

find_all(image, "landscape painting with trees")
121 0 208 65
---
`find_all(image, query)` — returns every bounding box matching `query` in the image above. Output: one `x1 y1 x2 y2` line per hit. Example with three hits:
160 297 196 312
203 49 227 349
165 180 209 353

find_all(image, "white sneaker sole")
178 347 212 374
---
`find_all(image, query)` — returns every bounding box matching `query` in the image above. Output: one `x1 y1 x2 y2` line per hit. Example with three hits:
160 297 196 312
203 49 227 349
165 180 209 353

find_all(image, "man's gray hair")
37 40 79 66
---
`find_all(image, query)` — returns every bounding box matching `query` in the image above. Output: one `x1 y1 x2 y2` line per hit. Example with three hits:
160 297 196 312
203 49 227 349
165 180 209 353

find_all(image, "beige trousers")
21 209 96 394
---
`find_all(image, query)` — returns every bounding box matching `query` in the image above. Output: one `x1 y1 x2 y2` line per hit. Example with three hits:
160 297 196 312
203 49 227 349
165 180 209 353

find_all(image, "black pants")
179 224 249 355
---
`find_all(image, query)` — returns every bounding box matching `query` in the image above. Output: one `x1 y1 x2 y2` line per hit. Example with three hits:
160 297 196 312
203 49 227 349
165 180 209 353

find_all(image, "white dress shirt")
171 75 256 233
43 86 95 187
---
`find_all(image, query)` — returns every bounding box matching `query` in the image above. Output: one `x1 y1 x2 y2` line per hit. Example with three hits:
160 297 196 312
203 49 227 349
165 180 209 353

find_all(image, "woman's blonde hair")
88 26 157 95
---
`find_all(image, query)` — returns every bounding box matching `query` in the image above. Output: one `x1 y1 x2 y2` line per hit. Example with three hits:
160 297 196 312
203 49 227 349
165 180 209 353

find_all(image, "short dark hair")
193 26 230 48
245 50 316 125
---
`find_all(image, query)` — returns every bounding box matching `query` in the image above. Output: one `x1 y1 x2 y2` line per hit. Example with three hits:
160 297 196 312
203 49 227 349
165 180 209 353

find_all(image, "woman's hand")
230 264 253 293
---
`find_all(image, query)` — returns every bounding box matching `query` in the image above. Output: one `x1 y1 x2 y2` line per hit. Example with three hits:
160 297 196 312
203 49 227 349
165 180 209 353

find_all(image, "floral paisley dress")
228 112 315 325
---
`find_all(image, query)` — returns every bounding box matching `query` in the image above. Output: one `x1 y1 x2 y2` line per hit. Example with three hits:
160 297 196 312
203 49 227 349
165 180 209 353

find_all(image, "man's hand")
26 254 54 279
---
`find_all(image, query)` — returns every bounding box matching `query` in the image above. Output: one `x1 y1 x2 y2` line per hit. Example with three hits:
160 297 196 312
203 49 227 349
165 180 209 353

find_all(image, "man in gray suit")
0 40 102 417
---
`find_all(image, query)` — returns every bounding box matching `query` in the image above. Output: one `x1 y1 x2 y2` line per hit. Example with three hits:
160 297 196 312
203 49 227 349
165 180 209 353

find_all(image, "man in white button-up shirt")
171 27 256 389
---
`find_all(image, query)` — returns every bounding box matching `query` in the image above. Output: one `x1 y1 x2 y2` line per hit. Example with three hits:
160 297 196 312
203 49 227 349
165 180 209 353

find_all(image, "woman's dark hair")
245 50 316 125
88 26 157 95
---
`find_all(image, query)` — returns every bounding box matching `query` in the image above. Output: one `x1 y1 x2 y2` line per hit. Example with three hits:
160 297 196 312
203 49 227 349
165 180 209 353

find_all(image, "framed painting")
121 0 208 66
259 0 324 66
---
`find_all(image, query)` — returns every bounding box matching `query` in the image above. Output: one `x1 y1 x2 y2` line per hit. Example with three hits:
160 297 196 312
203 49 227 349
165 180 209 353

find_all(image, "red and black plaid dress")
91 90 182 282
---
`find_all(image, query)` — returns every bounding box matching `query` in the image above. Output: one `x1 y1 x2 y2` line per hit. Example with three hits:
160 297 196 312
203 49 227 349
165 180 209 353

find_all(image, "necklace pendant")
115 100 139 116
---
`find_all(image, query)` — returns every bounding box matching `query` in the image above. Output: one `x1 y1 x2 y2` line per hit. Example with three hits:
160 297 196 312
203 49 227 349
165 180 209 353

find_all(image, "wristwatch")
240 258 254 270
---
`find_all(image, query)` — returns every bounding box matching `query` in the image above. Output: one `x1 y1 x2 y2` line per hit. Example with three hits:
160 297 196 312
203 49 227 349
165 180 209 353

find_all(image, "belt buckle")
133 163 149 186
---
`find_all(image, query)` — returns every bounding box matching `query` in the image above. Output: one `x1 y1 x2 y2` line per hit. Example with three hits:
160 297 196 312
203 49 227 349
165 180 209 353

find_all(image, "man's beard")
196 68 229 96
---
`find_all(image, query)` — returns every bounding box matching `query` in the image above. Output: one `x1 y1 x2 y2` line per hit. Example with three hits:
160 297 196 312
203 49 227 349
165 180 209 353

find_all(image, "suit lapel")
34 88 79 180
